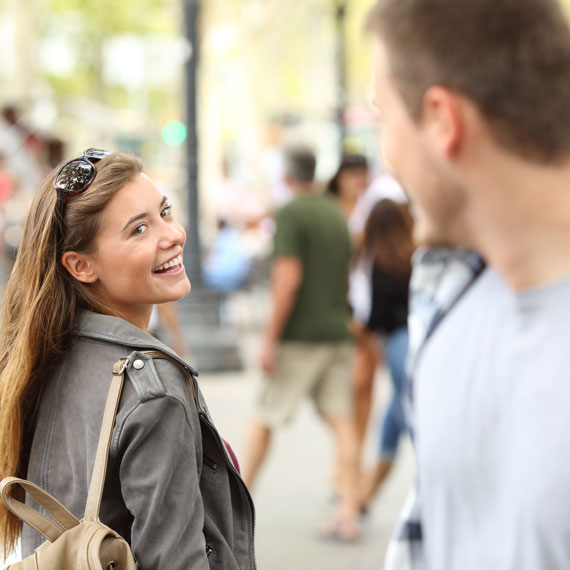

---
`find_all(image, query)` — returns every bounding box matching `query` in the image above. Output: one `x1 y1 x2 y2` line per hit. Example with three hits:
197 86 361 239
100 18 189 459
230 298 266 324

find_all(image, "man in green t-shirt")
242 146 360 541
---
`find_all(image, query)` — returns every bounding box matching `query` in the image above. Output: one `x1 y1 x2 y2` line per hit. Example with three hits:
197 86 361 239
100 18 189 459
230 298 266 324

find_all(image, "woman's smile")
152 253 184 275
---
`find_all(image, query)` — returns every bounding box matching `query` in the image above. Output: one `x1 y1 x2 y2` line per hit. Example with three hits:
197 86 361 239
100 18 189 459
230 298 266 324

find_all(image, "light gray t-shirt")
415 267 570 570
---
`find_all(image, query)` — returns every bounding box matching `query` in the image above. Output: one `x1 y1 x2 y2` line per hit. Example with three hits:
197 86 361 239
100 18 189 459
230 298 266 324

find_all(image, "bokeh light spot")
161 120 187 146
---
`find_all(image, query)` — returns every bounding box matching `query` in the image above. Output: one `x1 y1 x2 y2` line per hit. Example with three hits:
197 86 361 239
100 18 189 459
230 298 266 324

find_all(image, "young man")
242 146 360 540
365 0 570 568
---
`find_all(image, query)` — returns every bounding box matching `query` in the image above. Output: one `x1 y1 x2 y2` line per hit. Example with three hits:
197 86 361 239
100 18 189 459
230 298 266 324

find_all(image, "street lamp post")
335 0 348 151
183 0 202 285
180 0 243 372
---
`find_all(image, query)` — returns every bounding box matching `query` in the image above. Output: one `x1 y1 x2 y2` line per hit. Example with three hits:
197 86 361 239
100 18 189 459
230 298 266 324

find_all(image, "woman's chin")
175 277 192 299
155 277 192 304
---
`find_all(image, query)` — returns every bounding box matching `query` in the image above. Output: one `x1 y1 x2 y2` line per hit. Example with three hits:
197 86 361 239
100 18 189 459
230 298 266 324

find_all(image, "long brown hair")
0 151 142 556
363 198 415 282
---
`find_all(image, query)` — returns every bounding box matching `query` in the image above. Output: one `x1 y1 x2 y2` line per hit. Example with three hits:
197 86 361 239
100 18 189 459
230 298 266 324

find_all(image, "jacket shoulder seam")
111 393 197 457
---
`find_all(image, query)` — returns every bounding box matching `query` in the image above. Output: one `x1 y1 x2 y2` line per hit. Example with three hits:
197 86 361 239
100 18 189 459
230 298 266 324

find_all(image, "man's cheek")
380 132 394 171
381 130 402 178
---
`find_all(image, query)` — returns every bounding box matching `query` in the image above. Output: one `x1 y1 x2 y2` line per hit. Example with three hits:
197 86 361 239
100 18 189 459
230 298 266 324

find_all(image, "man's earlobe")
61 252 97 283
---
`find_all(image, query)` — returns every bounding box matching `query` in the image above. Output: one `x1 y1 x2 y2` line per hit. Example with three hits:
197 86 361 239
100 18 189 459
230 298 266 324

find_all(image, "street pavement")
199 330 416 570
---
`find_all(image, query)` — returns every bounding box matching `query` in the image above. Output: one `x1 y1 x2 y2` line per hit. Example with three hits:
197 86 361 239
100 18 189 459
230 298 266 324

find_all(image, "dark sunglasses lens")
84 148 111 162
54 160 95 192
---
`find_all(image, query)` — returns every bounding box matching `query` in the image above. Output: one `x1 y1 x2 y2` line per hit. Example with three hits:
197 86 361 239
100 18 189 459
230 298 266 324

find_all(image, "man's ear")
61 251 98 283
422 86 465 157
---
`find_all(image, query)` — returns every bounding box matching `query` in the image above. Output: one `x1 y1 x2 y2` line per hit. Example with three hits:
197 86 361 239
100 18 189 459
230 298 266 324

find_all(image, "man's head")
284 146 317 190
366 0 570 246
367 0 570 163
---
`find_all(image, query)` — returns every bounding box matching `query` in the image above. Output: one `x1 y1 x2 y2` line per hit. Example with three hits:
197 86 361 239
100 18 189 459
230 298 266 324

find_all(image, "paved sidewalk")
199 334 415 570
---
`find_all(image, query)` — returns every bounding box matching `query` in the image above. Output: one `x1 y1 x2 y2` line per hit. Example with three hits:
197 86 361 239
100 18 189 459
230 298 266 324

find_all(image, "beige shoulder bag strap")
83 357 129 522
140 350 197 400
84 350 196 522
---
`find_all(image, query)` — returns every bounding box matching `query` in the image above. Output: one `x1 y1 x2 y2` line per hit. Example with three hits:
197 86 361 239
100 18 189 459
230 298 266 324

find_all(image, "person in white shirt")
365 0 570 568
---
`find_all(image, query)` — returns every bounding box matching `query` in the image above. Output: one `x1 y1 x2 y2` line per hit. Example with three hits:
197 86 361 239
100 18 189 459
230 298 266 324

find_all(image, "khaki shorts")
255 341 354 428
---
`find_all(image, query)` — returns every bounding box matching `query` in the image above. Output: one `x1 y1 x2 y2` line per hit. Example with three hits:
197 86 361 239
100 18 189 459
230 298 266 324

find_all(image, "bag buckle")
113 358 130 376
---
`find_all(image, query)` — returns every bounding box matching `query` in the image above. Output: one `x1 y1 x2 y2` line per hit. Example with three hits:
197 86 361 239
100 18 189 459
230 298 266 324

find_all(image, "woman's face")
85 173 191 329
338 167 369 201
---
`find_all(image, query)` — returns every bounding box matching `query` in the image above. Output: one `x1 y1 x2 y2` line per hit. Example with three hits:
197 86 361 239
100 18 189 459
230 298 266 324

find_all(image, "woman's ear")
61 251 98 283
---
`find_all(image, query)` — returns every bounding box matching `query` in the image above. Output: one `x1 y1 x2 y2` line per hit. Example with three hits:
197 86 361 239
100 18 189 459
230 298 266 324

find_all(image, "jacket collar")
74 309 199 376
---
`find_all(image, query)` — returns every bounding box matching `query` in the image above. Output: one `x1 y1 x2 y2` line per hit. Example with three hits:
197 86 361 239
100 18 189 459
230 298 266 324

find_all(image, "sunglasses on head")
53 148 112 206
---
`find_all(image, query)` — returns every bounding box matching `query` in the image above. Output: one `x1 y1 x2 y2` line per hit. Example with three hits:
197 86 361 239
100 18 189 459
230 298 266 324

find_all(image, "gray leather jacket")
22 310 256 570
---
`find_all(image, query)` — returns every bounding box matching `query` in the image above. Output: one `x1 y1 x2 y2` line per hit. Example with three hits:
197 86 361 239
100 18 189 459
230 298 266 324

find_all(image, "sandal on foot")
318 517 361 542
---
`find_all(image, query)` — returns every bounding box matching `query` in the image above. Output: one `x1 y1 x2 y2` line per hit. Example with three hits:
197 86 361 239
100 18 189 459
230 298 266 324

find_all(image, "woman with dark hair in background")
358 198 414 511
327 154 382 467
326 153 369 223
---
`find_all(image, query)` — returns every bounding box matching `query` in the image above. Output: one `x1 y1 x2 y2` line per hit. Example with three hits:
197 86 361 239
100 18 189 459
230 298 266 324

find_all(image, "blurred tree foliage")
40 0 181 109
34 0 570 114
203 0 374 117
47 0 176 34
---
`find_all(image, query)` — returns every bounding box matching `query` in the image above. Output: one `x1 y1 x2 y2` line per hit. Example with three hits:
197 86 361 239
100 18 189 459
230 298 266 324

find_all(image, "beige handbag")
0 354 152 570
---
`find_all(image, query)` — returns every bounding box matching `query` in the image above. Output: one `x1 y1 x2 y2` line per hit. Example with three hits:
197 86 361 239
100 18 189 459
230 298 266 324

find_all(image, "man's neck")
463 151 570 291
291 182 315 196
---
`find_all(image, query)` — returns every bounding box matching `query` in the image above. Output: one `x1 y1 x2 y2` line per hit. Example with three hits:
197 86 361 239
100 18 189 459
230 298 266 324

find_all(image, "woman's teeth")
153 254 183 273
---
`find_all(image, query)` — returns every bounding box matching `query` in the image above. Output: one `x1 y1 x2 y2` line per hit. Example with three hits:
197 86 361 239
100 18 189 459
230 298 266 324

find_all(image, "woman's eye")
133 224 147 236
161 205 172 218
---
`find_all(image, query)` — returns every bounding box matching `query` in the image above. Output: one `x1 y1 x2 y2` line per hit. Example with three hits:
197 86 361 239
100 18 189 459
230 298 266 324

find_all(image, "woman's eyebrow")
122 212 146 232
121 196 169 232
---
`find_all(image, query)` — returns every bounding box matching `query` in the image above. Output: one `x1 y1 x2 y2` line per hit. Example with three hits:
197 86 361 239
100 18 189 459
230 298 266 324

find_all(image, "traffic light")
161 120 187 146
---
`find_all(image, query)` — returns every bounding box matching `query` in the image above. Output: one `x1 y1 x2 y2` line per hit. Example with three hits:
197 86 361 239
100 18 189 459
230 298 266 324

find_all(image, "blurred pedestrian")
242 146 360 541
148 302 189 358
348 172 407 241
366 0 570 568
356 199 414 512
327 154 381 463
262 119 292 210
2 181 31 263
202 218 252 293
0 154 14 207
0 149 256 568
327 153 369 227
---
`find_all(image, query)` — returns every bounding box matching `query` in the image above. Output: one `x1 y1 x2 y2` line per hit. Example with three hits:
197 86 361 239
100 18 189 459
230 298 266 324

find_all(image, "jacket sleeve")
116 395 210 570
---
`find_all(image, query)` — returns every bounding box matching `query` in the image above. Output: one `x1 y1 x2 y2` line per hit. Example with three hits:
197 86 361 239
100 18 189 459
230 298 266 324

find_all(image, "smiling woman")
0 151 256 569
60 172 191 330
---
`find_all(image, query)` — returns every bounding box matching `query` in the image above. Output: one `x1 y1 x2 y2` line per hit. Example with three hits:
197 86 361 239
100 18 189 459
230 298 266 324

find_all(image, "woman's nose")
159 220 186 248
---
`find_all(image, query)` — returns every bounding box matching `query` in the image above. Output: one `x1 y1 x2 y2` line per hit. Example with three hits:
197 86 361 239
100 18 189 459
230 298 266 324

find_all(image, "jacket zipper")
199 411 257 570
202 455 218 471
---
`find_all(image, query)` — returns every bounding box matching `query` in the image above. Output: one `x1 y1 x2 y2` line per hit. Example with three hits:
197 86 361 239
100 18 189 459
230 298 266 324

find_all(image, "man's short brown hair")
366 0 570 163
284 146 317 183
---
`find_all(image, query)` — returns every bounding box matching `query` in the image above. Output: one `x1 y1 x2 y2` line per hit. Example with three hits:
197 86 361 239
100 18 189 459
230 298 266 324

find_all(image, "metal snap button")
133 359 145 370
